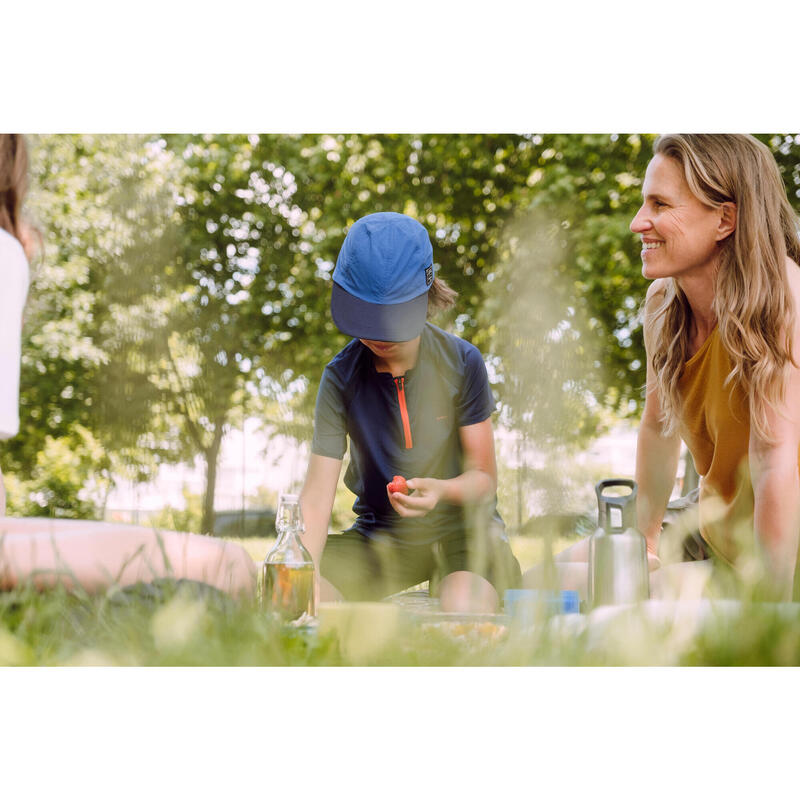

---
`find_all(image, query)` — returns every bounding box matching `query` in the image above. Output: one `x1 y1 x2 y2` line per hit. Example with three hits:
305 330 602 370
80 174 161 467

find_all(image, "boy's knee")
439 570 498 613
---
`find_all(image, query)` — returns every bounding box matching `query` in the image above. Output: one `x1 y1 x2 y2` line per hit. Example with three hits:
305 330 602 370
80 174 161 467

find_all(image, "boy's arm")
299 453 343 567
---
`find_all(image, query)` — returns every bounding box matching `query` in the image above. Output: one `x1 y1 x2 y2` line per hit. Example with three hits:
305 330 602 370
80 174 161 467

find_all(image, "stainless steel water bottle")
588 479 650 609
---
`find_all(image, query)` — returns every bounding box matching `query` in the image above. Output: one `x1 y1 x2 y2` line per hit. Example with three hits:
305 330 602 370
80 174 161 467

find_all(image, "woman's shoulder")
644 277 669 304
0 228 30 284
641 278 670 326
785 257 800 334
639 279 672 352
0 227 27 261
786 257 800 294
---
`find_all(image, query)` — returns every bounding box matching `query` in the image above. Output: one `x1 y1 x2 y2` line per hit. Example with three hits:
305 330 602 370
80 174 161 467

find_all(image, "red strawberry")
387 475 409 495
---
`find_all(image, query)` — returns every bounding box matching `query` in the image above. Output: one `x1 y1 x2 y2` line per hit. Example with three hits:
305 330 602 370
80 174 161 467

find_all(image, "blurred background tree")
3 135 188 514
4 133 798 530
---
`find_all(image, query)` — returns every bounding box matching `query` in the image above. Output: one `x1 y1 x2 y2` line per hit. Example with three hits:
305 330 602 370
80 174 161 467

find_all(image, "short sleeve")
310 366 348 459
456 345 496 428
0 231 30 440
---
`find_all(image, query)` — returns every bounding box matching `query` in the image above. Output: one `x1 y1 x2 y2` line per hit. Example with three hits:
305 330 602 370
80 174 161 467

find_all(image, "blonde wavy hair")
647 134 800 442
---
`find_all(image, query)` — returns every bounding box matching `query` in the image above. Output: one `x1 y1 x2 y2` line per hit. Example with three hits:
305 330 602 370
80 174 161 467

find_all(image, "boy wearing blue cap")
299 212 521 612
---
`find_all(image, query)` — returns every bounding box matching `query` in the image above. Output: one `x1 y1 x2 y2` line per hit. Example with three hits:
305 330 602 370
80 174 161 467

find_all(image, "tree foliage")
5 133 799 525
3 135 189 511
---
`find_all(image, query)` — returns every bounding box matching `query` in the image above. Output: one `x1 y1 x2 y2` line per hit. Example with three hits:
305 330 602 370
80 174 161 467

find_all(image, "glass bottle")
261 493 316 622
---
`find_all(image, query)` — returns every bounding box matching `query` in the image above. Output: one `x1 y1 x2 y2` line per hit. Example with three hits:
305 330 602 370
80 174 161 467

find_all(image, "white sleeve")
0 230 31 440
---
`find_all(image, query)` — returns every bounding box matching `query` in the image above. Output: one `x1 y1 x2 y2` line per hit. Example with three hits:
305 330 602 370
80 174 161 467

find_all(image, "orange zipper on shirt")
394 376 413 449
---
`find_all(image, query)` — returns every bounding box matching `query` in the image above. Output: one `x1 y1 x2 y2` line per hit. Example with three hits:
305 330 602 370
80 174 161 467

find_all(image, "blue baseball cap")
331 212 435 342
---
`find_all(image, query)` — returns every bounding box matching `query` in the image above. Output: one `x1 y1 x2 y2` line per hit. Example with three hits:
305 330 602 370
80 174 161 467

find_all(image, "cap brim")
331 282 428 342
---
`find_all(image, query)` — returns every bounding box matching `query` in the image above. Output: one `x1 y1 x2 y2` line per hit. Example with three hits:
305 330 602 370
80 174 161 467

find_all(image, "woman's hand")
387 477 445 518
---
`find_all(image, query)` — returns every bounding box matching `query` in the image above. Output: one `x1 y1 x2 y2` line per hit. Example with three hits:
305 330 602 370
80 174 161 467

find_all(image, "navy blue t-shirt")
311 323 503 543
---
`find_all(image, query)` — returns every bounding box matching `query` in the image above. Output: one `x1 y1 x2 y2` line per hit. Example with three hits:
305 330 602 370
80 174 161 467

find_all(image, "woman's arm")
388 418 496 517
750 434 800 600
635 280 683 558
636 409 682 557
748 259 800 599
0 517 256 598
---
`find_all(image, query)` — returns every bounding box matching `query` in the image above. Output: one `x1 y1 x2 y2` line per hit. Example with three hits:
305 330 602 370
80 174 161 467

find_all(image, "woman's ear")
716 201 737 241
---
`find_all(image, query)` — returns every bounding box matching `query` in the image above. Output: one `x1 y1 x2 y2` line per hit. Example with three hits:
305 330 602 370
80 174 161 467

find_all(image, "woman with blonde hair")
632 133 800 599
0 135 256 599
524 134 800 602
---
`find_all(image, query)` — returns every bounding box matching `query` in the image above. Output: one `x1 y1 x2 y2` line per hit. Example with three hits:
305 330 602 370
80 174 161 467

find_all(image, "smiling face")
630 154 728 282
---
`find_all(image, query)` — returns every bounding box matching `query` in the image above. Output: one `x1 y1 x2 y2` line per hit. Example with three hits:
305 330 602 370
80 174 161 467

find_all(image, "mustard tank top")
678 328 800 563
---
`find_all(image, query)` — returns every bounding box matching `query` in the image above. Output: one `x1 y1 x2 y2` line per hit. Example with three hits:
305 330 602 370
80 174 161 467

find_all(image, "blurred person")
0 133 35 515
0 134 256 599
524 134 800 603
0 516 256 598
299 212 521 612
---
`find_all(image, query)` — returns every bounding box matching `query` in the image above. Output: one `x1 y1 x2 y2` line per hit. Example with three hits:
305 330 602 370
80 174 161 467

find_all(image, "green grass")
2 577 800 666
3 533 800 666
229 534 576 572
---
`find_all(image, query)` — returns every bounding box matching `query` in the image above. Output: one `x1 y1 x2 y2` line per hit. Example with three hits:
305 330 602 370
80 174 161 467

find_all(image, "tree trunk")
200 423 225 535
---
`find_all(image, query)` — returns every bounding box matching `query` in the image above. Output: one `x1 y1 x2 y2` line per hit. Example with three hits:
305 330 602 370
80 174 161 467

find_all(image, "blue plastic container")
504 589 581 621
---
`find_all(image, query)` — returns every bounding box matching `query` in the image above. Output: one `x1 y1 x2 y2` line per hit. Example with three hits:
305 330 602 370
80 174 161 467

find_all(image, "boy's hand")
387 477 445 518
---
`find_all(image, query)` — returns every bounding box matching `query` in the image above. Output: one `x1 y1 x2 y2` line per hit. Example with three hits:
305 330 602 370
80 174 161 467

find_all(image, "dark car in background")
213 508 276 538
